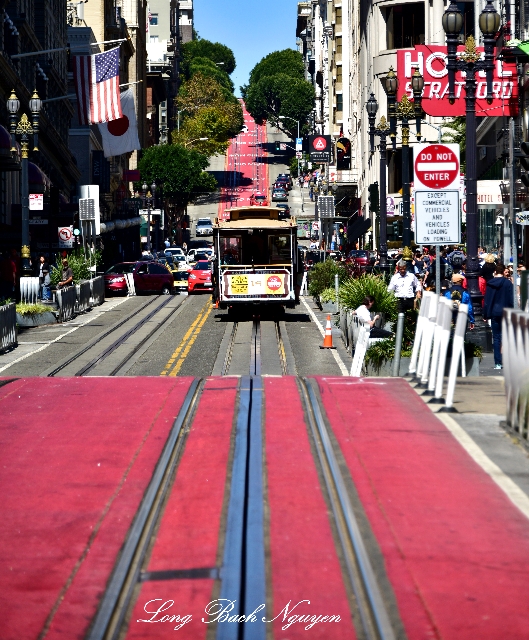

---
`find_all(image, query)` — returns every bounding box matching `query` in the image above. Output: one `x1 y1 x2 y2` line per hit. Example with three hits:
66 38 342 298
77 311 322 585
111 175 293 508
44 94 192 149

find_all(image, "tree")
242 49 315 139
138 144 217 208
244 73 315 138
174 73 244 154
181 39 236 75
187 57 234 93
442 117 466 172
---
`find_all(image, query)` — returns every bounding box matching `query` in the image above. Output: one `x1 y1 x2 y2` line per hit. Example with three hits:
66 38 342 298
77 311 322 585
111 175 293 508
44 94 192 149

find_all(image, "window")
149 13 158 25
150 35 158 43
335 6 342 25
269 235 290 263
336 93 343 112
336 65 343 83
386 3 425 49
335 36 342 54
456 2 475 40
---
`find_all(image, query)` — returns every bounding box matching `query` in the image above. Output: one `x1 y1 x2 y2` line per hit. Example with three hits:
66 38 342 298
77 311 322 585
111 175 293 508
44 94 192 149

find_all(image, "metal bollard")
392 312 406 377
334 273 339 312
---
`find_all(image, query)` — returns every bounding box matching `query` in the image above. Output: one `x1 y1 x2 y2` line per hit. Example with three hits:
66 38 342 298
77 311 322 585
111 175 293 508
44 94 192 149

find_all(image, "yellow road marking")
160 301 212 377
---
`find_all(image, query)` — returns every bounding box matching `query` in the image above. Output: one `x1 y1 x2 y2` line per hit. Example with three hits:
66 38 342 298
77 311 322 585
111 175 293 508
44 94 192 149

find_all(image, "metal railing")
76 281 92 313
20 277 40 303
0 303 17 352
56 286 77 322
91 276 105 306
503 309 529 440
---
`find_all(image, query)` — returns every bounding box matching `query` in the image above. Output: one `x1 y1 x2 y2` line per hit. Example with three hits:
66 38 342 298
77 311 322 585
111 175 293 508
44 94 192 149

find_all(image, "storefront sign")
397 46 518 117
224 270 289 297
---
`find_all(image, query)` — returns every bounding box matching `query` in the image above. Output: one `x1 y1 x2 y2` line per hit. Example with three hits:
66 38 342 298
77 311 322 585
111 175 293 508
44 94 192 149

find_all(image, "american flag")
73 47 122 125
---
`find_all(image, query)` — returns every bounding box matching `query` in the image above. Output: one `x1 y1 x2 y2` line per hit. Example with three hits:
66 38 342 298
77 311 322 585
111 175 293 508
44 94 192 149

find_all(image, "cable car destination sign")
414 143 461 244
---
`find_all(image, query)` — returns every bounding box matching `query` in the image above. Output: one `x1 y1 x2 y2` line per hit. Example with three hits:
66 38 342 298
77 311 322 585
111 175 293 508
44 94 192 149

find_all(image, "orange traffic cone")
320 314 336 349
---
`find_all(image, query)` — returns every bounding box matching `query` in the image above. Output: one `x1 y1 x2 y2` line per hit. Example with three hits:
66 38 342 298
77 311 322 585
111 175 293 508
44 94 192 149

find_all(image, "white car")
195 218 213 236
187 248 214 264
165 247 186 261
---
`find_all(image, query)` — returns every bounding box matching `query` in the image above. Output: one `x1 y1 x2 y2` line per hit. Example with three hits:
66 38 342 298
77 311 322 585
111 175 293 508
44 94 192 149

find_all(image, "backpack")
451 251 465 267
450 286 464 312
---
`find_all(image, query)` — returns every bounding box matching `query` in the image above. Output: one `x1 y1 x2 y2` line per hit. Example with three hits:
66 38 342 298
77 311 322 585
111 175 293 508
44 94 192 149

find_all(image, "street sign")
414 144 460 190
309 135 331 163
414 190 460 244
318 195 335 218
516 212 529 225
29 194 43 210
296 138 303 151
312 221 320 231
58 226 74 248
280 143 287 151
296 151 302 159
79 197 96 220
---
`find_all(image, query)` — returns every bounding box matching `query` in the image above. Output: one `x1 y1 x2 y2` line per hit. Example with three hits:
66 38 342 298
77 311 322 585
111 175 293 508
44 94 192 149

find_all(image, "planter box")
16 312 57 327
364 356 480 378
321 302 337 313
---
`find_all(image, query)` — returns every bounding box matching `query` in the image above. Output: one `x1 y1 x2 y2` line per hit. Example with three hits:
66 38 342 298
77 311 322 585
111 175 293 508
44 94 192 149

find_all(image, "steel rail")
86 378 203 640
299 378 397 640
221 322 238 376
46 296 162 377
73 296 174 376
251 320 261 376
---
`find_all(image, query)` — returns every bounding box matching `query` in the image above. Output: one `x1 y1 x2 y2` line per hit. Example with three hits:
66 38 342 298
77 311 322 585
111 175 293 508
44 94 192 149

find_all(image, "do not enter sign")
414 144 460 190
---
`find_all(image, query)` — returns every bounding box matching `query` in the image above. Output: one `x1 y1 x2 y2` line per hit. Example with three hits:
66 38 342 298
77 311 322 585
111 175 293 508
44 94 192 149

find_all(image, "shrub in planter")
50 248 102 286
308 260 347 298
339 274 397 321
320 287 336 303
16 302 53 316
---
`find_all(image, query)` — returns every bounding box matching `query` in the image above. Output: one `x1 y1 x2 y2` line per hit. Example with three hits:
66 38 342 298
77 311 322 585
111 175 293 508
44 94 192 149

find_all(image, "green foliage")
16 302 53 316
181 39 236 75
187 58 234 93
242 50 314 139
50 248 102 285
138 144 217 207
0 297 14 306
339 274 397 322
289 155 299 178
320 287 337 303
442 117 465 172
308 260 347 297
175 73 244 155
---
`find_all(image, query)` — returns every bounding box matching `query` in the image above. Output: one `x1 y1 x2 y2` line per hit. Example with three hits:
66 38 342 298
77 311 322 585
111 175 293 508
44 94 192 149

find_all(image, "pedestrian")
444 273 475 329
36 254 49 299
480 254 496 282
483 263 514 370
354 295 393 338
57 258 73 289
388 259 419 313
41 264 51 301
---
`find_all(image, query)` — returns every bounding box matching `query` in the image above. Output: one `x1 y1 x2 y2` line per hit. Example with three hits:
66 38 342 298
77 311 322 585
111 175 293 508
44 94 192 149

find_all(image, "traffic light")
392 220 400 238
521 142 529 188
368 182 379 213
275 141 280 152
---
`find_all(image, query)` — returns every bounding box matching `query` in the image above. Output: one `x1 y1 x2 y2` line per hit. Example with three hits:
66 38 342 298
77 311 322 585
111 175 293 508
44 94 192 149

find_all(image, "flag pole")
10 38 127 59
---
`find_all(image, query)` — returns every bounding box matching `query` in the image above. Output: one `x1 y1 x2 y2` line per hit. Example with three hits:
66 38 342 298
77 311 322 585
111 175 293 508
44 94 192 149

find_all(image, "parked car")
188 261 213 293
277 173 293 188
171 269 190 293
104 261 174 295
272 188 288 202
275 204 291 219
275 176 291 190
346 249 370 266
196 217 213 236
250 192 269 206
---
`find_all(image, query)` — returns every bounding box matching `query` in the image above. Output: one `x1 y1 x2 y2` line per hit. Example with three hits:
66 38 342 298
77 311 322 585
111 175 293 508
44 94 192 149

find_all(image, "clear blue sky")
193 0 299 96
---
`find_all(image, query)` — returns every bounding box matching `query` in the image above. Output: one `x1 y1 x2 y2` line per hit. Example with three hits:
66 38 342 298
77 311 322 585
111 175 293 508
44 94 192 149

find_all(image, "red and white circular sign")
414 144 460 190
58 227 72 241
312 136 328 151
267 275 282 291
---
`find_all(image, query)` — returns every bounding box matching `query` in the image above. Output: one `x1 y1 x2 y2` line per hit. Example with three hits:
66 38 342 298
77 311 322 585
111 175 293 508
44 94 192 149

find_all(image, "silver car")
196 218 213 236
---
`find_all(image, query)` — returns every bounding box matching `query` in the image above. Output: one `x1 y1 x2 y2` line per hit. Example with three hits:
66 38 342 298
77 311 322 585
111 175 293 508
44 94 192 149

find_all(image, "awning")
0 124 20 171
28 162 52 192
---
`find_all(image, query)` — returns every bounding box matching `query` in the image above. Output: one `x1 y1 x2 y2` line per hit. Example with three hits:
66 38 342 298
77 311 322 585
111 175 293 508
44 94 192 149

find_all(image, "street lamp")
279 115 300 177
443 0 499 347
142 181 156 252
366 93 390 269
184 137 209 147
7 89 42 277
384 66 423 251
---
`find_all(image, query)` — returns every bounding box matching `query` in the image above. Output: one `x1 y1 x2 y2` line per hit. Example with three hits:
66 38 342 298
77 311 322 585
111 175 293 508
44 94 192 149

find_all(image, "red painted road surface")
218 100 268 220
1 376 529 639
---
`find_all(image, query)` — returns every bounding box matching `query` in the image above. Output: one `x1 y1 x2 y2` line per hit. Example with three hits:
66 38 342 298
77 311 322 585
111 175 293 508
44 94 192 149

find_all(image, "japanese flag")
98 89 141 158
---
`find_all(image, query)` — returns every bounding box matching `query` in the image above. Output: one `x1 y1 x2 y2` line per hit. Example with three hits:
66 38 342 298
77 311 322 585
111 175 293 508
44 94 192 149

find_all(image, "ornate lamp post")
385 67 423 252
443 0 500 345
7 89 42 277
142 181 156 253
366 93 390 269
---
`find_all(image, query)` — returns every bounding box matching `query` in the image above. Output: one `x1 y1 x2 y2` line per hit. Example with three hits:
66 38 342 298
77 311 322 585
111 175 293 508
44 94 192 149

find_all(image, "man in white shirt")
388 260 419 313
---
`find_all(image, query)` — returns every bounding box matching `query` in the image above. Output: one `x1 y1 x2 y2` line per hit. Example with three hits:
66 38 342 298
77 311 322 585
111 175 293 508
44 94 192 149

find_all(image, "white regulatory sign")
414 190 460 245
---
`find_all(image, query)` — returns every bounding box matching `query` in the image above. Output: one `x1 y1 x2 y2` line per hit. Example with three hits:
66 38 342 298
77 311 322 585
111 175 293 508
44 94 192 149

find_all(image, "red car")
188 261 213 293
250 192 269 206
104 261 174 295
346 250 370 267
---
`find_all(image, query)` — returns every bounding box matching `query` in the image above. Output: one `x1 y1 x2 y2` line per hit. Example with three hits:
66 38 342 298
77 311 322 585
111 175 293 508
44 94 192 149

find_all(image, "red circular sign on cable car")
267 275 282 291
414 144 459 189
312 136 328 151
